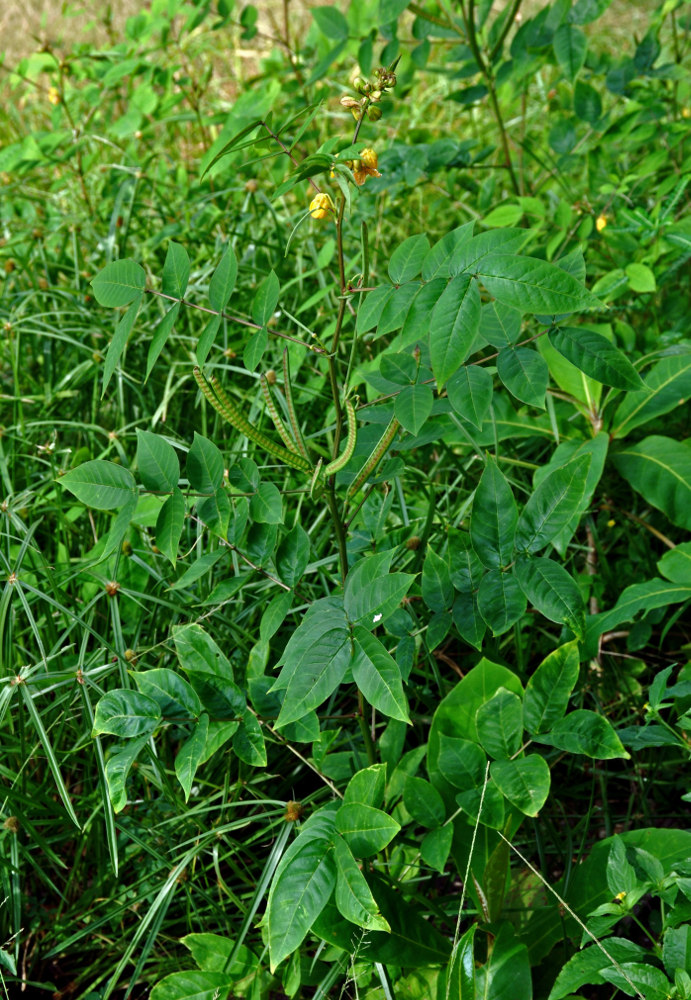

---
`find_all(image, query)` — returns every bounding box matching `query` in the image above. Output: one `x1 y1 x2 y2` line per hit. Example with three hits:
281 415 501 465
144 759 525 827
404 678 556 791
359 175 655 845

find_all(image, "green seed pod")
324 399 357 476
347 415 399 498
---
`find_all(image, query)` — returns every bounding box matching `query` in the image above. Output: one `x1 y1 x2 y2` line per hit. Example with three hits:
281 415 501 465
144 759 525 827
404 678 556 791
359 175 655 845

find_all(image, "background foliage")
1 0 690 997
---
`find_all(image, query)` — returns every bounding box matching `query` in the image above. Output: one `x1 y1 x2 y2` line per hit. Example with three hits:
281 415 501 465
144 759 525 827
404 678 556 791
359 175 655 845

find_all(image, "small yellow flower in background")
682 107 691 119
309 192 336 219
607 518 616 527
353 148 382 186
48 86 60 105
596 214 608 232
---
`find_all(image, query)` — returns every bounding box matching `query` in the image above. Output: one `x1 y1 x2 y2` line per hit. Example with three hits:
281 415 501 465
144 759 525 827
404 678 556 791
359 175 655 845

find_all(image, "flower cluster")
339 63 398 123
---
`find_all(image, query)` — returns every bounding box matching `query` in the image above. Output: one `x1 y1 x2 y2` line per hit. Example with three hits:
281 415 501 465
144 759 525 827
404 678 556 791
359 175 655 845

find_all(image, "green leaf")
613 436 691 531
452 591 486 650
478 254 602 314
446 924 477 1000
197 487 230 538
389 234 430 284
456 779 505 829
476 688 523 759
169 549 226 593
312 6 348 38
601 963 675 1000
475 925 532 1000
658 542 691 584
335 801 401 857
260 590 293 642
429 274 481 388
611 353 691 439
146 302 180 380
276 524 311 587
136 430 180 492
187 433 224 494
421 824 454 874
93 689 162 738
155 487 186 566
524 640 580 736
162 241 190 299
548 327 643 389
133 668 201 718
515 455 591 554
549 939 651 1000
447 365 494 430
150 971 233 1000
208 245 238 312
175 714 209 801
344 552 415 626
553 23 587 81
173 622 234 680
470 457 517 568
482 300 522 348
252 270 280 327
333 837 390 931
394 383 433 435
626 262 656 293
344 764 387 809
267 825 337 970
496 346 549 408
243 327 268 372
250 481 283 524
379 0 410 23
91 259 146 307
312 879 451 966
196 314 221 367
357 284 394 334
403 775 445 827
477 570 527 636
422 546 454 613
451 229 531 275
515 557 586 639
351 627 411 723
60 460 136 510
103 296 141 394
535 710 630 759
574 79 602 123
380 352 417 385
273 601 351 726
376 283 420 336
585 577 691 655
232 709 267 766
436 735 487 789
104 735 149 813
531 433 608 555
422 222 475 281
490 755 551 816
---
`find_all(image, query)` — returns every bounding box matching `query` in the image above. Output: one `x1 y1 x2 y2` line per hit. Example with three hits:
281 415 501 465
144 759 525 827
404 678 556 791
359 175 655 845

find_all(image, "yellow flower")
309 192 336 220
48 86 60 106
596 214 607 232
353 148 381 186
607 518 616 527
682 107 691 119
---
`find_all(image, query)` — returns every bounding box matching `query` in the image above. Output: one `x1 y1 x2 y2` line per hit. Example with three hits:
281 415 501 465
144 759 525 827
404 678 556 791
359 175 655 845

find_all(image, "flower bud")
366 105 382 122
309 192 336 219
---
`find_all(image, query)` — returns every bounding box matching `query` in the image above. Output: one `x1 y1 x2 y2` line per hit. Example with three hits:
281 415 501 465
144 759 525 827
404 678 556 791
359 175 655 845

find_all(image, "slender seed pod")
324 399 357 476
347 415 399 498
260 374 299 454
282 349 310 462
192 367 312 473
309 459 323 500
